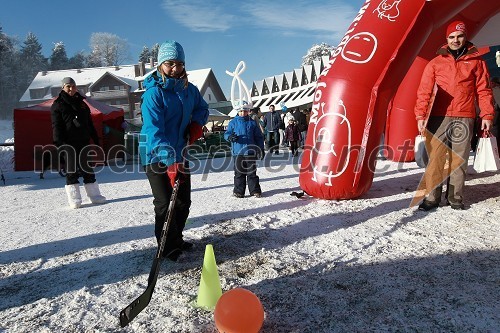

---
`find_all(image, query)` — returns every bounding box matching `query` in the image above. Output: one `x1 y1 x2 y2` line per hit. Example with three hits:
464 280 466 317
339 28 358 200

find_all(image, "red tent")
13 97 125 171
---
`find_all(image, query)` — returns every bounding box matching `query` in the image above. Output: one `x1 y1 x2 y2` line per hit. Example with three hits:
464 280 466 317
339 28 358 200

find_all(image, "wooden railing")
90 90 128 98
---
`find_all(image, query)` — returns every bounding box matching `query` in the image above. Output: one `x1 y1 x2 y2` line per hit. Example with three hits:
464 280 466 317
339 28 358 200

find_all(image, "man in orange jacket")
415 20 495 211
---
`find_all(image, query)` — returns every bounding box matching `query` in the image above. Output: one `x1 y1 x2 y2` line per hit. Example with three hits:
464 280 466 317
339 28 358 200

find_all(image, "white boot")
84 182 106 204
65 184 82 209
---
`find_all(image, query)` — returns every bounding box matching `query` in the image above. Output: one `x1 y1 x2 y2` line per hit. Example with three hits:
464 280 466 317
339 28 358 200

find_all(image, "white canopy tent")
207 108 230 122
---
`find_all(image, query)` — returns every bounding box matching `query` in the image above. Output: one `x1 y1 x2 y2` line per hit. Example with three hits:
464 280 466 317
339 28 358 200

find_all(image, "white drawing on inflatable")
373 0 401 22
310 100 352 186
226 60 253 111
341 32 378 64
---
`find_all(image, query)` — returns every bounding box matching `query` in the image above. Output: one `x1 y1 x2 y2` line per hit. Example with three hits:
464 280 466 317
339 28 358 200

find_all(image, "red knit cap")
446 21 467 37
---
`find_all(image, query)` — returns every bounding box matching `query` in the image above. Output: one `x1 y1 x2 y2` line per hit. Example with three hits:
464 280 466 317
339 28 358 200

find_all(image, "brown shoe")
450 202 465 210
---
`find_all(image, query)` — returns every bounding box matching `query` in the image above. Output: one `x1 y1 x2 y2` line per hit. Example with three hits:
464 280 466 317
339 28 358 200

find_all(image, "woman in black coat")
51 77 106 208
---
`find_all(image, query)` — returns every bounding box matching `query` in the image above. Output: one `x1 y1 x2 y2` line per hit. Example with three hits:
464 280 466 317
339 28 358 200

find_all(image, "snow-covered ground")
0 122 499 332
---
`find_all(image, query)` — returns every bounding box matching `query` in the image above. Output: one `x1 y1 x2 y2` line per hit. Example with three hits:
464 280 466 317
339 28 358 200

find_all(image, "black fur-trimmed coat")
51 91 99 147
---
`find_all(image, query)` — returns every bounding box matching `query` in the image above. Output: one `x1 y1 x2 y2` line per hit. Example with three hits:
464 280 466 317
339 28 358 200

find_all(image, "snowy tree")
68 51 87 69
89 32 130 66
138 46 150 63
20 32 47 86
0 27 23 119
150 43 160 64
86 47 102 68
301 43 335 66
49 42 69 70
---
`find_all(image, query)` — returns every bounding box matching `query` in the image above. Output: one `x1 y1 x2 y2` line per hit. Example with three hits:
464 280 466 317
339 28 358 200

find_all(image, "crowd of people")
247 104 311 154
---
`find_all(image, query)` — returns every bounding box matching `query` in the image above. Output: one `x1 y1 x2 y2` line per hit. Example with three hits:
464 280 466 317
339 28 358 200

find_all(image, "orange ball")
214 288 265 333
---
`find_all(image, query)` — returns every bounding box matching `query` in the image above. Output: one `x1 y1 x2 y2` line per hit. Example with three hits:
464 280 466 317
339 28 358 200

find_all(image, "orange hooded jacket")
415 42 495 121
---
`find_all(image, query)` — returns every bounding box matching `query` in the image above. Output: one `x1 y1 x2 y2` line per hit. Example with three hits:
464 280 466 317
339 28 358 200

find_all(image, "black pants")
145 162 191 250
233 155 261 196
289 140 299 155
266 131 280 153
60 144 96 185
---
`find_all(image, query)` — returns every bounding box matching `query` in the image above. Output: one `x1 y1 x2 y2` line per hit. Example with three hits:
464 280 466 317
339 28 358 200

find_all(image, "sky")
0 0 365 99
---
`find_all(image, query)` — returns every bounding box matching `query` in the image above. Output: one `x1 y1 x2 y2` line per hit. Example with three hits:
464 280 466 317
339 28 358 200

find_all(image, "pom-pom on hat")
61 77 75 87
157 40 185 65
446 21 467 37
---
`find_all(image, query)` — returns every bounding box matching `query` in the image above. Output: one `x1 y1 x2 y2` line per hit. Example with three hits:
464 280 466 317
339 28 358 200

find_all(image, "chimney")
115 66 120 71
149 57 154 68
135 62 145 77
76 69 82 73
41 71 47 76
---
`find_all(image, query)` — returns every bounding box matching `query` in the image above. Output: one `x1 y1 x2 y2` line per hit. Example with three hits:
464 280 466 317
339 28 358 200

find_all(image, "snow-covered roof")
135 67 212 91
208 108 230 121
20 65 222 106
20 64 154 102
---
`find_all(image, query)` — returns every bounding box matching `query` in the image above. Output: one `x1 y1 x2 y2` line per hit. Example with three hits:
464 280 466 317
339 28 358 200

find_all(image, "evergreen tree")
20 32 47 87
301 43 335 66
0 27 22 119
68 51 87 69
150 43 160 64
49 41 69 70
86 47 102 67
138 46 150 63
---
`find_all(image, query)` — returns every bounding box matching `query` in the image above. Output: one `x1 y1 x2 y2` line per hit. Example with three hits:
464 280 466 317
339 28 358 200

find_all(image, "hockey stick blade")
119 178 180 327
119 273 157 327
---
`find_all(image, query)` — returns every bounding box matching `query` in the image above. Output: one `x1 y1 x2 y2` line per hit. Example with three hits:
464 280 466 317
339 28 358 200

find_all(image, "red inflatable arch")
299 0 500 200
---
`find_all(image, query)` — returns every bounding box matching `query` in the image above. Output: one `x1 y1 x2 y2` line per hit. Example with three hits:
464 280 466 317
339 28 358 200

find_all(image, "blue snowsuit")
224 115 264 196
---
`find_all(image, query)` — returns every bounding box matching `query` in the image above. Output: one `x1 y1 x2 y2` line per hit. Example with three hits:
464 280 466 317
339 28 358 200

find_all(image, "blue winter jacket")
263 110 283 132
139 71 208 166
224 115 264 156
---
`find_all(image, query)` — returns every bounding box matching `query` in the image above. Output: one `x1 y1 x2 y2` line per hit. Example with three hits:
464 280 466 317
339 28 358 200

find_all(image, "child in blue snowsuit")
224 105 265 198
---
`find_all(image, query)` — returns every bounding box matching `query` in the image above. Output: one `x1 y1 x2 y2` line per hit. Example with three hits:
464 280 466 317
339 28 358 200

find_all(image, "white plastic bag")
473 135 500 172
414 134 428 168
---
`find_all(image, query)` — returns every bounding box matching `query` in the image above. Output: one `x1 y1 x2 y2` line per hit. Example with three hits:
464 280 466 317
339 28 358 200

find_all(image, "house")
19 62 228 119
249 55 331 112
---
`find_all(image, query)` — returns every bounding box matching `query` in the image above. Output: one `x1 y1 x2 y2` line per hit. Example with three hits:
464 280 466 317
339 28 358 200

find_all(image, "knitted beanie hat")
446 21 467 37
61 77 76 87
157 40 185 64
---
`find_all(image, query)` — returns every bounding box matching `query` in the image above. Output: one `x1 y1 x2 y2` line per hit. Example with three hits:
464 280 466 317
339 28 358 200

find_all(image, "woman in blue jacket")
224 102 265 198
139 40 208 261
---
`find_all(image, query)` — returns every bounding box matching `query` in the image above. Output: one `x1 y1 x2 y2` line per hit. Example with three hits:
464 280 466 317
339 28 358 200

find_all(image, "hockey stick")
119 177 181 327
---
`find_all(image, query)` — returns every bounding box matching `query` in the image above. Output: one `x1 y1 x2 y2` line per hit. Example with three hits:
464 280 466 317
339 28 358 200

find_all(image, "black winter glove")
228 133 239 142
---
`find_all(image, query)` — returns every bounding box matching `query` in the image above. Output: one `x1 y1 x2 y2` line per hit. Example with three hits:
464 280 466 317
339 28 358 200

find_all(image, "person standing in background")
51 77 106 209
284 118 302 156
225 103 265 198
263 104 283 154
